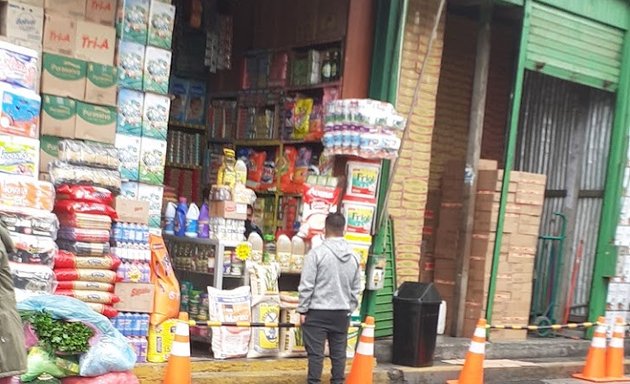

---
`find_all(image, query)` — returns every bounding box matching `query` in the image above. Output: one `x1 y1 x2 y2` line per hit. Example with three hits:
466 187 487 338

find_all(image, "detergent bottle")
185 203 200 238
174 197 188 237
163 202 177 235
198 202 210 238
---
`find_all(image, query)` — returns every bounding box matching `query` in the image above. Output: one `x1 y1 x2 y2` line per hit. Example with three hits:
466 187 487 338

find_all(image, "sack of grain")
248 263 280 296
208 286 251 359
247 295 280 358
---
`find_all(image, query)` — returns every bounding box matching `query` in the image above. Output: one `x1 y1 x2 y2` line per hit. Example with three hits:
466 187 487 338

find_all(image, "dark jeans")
302 309 350 384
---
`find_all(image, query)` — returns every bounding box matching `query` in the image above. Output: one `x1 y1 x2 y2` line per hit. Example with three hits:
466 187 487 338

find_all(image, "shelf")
235 139 281 147
169 121 206 131
282 139 323 146
286 81 341 92
207 137 234 144
166 163 203 170
177 269 246 279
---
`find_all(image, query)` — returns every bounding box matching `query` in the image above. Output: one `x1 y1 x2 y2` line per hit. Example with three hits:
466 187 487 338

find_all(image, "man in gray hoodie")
298 213 362 384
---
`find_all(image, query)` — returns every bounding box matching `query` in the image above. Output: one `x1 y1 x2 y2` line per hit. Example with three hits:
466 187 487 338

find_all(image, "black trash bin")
392 282 442 367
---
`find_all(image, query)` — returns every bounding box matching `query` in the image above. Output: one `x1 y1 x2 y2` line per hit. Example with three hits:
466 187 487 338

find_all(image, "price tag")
235 242 252 261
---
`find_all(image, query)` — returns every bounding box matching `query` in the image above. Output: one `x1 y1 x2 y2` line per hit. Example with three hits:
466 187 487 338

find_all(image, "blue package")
169 76 189 123
185 80 206 125
117 89 144 136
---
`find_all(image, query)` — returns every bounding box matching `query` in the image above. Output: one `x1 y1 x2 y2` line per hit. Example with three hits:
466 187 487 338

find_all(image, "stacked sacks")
247 263 281 358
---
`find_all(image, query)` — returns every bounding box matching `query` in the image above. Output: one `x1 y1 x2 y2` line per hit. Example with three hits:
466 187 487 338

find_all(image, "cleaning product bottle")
198 202 210 238
174 197 188 237
248 232 264 263
164 202 177 235
185 203 200 238
290 236 306 273
277 234 292 272
235 159 248 186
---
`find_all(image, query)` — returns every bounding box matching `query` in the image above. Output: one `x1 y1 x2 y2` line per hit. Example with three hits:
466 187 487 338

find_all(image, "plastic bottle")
113 223 122 243
235 159 247 186
138 337 148 363
174 197 188 237
134 223 143 242
290 236 306 273
248 232 264 263
164 202 177 235
185 203 200 238
277 234 292 271
198 203 210 238
117 262 128 282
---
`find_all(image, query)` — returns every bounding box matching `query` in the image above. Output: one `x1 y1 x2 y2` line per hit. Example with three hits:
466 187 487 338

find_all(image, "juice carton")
117 0 150 45
142 92 170 140
143 46 171 94
0 84 41 139
147 0 175 49
115 134 141 181
116 89 144 136
185 80 206 125
41 53 86 100
85 62 117 106
75 20 116 66
138 137 166 185
0 134 39 177
75 101 116 144
168 76 188 122
0 41 40 92
117 40 145 90
137 182 164 228
41 95 76 139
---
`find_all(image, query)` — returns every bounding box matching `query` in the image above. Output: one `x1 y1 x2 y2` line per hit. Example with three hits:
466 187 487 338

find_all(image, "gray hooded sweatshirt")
297 237 362 314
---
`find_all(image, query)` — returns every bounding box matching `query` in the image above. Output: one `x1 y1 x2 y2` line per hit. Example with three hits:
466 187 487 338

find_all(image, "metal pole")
451 0 493 337
485 0 532 324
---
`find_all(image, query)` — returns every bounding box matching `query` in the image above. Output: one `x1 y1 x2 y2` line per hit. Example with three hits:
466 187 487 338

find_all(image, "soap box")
117 40 145 90
44 0 86 18
0 41 40 92
75 20 116 66
117 0 150 45
85 0 117 26
41 53 86 99
168 76 188 123
115 133 141 181
143 46 171 94
0 134 39 177
142 92 170 140
185 80 206 125
0 1 44 48
75 101 116 144
120 181 140 199
0 84 41 139
139 137 166 185
116 89 144 136
39 135 60 174
148 0 175 49
85 62 117 106
137 182 163 228
345 161 381 202
341 201 376 236
42 12 76 56
40 94 76 139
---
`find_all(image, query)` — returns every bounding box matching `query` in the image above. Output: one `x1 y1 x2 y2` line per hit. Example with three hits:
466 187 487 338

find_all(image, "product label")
43 95 75 121
344 204 375 235
77 103 116 126
40 135 60 158
87 63 117 88
0 43 39 91
118 0 150 44
116 89 144 136
350 168 379 197
44 54 86 81
142 93 170 139
143 47 171 94
148 1 175 49
117 41 145 91
0 136 38 177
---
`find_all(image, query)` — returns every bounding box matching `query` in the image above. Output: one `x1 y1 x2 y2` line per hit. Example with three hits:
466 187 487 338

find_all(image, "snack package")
293 98 313 139
149 234 180 325
0 135 39 177
0 206 59 238
208 286 251 359
9 262 57 298
57 140 120 170
54 268 120 283
55 185 114 205
0 40 40 91
55 251 121 271
58 228 111 243
8 233 57 267
0 176 56 211
56 290 120 305
54 200 118 220
279 147 297 193
56 281 115 293
57 241 111 257
49 162 121 194
248 295 280 358
298 180 342 239
246 151 266 189
57 213 112 231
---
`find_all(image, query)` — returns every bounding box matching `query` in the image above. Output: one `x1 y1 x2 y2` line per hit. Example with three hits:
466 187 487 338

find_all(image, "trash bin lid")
394 282 442 304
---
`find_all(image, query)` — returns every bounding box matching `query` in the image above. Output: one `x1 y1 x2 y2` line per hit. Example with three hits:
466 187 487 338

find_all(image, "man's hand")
300 314 306 325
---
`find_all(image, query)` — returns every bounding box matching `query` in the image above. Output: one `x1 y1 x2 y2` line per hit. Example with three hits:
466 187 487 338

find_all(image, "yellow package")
293 98 313 139
147 319 178 363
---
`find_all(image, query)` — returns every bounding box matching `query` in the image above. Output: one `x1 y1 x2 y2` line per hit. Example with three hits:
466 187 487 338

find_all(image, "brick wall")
390 0 446 285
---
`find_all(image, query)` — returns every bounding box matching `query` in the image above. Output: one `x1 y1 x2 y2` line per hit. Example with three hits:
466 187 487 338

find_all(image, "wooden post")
451 0 493 337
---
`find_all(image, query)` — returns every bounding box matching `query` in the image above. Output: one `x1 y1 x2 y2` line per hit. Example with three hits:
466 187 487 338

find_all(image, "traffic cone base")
572 374 630 383
346 316 376 384
446 319 487 384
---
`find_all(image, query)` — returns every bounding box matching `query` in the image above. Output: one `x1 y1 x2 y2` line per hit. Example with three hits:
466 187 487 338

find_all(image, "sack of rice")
247 295 280 358
248 263 280 296
208 286 252 359
278 306 306 358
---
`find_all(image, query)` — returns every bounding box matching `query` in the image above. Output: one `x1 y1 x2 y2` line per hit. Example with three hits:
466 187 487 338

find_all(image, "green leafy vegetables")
21 311 94 355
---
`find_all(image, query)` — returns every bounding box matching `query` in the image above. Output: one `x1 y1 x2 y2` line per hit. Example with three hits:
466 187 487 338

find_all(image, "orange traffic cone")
446 318 487 384
573 316 609 382
346 316 376 384
605 317 629 381
163 312 192 384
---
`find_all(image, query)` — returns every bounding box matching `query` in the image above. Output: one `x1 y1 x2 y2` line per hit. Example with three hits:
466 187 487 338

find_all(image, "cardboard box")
75 20 115 65
185 80 205 125
41 53 86 99
210 201 247 220
117 0 150 44
0 84 41 138
0 135 39 177
40 94 76 138
75 101 116 144
120 181 140 199
115 196 149 224
44 0 86 17
142 92 170 139
115 133 141 181
42 12 76 56
0 1 44 47
39 135 60 173
137 183 163 228
0 40 39 92
85 62 117 106
85 0 116 26
147 0 174 49
114 282 154 313
143 46 171 94
117 40 144 90
116 89 144 135
138 137 166 185
168 76 188 122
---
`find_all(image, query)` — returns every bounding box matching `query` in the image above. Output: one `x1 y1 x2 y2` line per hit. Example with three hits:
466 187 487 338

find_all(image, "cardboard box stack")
115 0 175 232
433 160 546 340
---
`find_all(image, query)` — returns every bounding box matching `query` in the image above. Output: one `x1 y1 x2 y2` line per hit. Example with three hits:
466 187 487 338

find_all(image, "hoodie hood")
323 237 355 263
